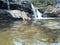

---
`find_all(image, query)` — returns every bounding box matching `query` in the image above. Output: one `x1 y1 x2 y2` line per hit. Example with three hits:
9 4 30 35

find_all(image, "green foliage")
30 0 56 7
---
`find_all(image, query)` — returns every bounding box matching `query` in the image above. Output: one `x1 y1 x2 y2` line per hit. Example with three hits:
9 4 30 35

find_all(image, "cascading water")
31 4 42 19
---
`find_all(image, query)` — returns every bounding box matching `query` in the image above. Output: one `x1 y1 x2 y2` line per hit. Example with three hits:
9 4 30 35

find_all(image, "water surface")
0 20 60 45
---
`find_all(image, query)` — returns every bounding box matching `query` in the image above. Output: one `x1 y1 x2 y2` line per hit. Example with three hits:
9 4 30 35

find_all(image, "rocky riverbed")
0 20 60 45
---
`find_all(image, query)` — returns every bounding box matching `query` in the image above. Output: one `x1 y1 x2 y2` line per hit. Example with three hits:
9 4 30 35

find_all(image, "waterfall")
31 3 42 19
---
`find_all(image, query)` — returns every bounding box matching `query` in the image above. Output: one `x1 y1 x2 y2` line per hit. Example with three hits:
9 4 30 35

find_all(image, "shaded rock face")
42 13 57 17
0 13 12 20
0 1 8 9
21 1 33 14
0 0 23 10
42 6 58 17
0 1 32 20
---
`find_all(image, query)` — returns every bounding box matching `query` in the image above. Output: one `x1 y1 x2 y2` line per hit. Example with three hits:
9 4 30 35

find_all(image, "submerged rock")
40 20 60 30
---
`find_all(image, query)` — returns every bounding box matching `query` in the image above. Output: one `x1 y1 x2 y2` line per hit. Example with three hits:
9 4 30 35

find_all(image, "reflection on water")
0 20 60 45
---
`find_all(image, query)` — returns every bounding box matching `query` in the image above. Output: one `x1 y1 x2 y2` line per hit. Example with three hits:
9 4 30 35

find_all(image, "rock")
21 11 31 21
